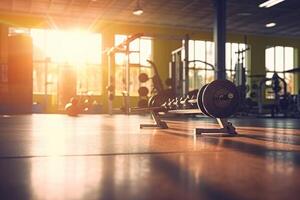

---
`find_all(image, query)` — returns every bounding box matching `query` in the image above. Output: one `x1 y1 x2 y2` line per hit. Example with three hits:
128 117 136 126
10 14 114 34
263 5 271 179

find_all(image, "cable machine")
107 33 143 114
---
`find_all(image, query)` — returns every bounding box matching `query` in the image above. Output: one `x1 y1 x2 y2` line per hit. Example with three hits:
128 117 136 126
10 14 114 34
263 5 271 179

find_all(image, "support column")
183 34 189 95
213 0 226 80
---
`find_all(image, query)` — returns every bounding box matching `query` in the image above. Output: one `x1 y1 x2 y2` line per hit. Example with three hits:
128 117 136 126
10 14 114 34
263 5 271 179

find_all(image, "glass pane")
239 43 246 67
115 66 126 96
206 70 215 84
129 67 140 96
47 63 58 95
231 43 239 70
31 28 102 96
227 71 234 81
31 29 46 61
206 41 214 69
129 38 139 51
45 30 63 62
85 33 102 64
33 62 45 94
196 70 205 88
226 43 231 70
129 53 140 64
115 34 127 46
266 72 273 79
265 47 274 71
244 44 249 71
189 69 195 90
195 41 205 69
284 47 294 71
115 53 126 65
239 43 246 51
189 62 195 69
140 38 152 66
285 73 294 94
188 40 194 61
275 46 284 72
77 64 101 95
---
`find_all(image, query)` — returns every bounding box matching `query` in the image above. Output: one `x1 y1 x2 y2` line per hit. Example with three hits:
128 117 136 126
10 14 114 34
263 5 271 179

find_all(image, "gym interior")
0 0 300 199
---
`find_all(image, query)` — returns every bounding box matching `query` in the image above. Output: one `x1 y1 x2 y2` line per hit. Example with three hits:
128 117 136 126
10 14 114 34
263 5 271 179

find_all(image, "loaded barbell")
133 79 240 119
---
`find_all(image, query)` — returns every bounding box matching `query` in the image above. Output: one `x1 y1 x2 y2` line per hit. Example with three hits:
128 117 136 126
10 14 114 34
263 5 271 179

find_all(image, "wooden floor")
0 114 300 200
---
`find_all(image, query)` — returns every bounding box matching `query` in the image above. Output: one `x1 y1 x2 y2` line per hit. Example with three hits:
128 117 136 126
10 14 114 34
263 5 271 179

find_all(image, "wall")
0 12 300 113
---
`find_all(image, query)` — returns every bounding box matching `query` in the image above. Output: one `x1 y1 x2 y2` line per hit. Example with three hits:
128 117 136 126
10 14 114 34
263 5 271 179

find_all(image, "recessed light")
259 0 285 8
265 22 276 27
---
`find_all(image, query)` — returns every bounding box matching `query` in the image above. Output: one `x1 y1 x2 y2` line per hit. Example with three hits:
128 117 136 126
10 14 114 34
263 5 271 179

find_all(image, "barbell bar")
131 79 240 119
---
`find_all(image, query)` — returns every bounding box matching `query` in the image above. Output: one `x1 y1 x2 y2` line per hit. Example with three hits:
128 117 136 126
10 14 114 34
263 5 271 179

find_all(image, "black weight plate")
202 80 240 118
196 84 212 117
138 73 149 83
138 87 149 97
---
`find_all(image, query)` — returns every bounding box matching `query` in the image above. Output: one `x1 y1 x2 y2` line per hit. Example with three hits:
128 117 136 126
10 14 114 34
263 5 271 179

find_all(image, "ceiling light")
265 22 276 27
259 0 285 8
133 0 143 16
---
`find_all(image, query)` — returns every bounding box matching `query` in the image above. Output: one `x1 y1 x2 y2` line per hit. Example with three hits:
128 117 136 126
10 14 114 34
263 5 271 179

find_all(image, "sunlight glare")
31 29 101 66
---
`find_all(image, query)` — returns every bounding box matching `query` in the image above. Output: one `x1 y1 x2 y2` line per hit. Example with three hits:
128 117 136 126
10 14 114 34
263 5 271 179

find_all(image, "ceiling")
0 0 300 37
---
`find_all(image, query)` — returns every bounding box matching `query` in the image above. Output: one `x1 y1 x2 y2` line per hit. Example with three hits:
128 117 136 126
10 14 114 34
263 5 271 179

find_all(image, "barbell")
132 79 240 119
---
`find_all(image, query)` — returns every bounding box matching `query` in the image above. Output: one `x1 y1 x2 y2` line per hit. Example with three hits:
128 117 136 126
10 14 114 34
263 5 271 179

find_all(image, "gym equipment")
201 80 239 118
65 96 94 116
138 87 149 97
139 60 169 95
65 97 80 116
258 73 287 116
138 73 149 83
131 79 239 135
147 60 164 93
169 35 189 96
137 60 175 109
107 33 143 114
234 46 249 104
137 86 149 109
284 68 300 73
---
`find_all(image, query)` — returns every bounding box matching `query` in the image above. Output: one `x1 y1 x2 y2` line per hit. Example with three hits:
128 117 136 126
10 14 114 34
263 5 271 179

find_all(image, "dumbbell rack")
140 111 238 136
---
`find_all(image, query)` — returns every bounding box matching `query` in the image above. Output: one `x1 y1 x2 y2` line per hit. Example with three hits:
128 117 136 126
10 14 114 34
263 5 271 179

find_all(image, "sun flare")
31 29 101 66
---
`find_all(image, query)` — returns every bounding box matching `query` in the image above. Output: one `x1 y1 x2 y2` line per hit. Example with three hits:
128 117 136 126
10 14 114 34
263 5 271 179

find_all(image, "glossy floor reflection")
0 114 300 199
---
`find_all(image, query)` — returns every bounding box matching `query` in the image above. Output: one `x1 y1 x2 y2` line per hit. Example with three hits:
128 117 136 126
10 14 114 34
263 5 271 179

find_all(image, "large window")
114 34 152 96
188 40 248 90
9 27 102 95
265 46 295 93
188 40 214 90
226 43 247 81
